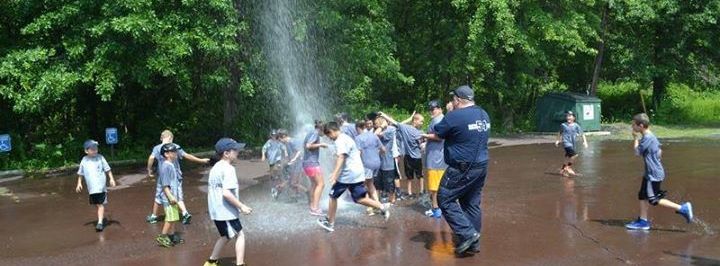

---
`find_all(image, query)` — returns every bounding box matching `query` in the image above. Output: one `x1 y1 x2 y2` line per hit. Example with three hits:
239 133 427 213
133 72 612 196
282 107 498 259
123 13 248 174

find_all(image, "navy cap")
428 100 441 110
566 110 575 116
161 143 179 154
83 140 99 150
215 138 245 153
450 85 474 100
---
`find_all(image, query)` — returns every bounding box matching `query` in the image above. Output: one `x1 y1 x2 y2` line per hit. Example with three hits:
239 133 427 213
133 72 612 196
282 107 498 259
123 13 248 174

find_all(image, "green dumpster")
536 92 602 132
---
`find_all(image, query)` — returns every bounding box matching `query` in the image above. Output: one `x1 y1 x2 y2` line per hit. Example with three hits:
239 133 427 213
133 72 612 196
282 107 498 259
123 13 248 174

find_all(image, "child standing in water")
354 121 386 215
75 140 116 232
625 113 694 230
317 122 390 232
277 129 308 200
204 138 253 266
304 120 328 216
155 143 184 247
262 129 287 199
555 111 588 177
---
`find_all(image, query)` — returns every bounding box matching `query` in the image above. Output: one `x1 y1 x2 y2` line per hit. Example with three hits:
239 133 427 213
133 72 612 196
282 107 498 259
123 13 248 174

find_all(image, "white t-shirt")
207 160 240 221
77 155 111 194
334 133 365 184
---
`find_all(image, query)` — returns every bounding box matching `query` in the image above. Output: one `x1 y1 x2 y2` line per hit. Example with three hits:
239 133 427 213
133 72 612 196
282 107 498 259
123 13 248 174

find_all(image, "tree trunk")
589 4 609 96
652 76 666 112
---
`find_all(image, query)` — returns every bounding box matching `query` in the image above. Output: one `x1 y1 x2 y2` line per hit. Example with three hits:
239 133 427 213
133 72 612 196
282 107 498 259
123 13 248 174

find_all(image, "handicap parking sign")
105 128 118 145
0 134 11 152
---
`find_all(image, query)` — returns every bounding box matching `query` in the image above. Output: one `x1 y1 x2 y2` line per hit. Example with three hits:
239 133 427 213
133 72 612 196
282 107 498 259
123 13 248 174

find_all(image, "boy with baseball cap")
75 140 116 232
155 143 184 247
204 138 252 266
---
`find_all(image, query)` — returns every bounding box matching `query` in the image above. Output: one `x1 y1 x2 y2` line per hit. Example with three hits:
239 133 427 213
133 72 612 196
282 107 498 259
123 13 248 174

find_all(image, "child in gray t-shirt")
555 111 588 177
624 113 694 231
75 140 116 232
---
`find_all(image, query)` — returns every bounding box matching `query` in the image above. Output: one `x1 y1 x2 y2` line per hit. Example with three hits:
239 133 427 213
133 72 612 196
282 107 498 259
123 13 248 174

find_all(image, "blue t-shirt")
77 155 111 194
397 124 423 159
340 123 358 139
354 131 383 170
302 131 321 167
560 122 584 148
262 139 285 165
379 126 399 171
152 143 187 178
334 133 365 184
426 115 448 170
286 138 303 160
636 132 665 181
158 161 180 205
433 105 491 166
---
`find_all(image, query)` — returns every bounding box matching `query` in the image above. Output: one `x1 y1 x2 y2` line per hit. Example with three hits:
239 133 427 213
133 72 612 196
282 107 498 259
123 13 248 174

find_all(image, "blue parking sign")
105 128 119 145
0 134 11 152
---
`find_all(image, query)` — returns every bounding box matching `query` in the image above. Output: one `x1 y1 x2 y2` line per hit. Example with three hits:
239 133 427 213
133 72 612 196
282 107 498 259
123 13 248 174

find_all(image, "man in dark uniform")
426 85 490 255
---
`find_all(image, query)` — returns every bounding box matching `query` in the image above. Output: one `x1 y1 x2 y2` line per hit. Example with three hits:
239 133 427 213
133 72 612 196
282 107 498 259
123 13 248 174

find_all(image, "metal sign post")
105 128 118 160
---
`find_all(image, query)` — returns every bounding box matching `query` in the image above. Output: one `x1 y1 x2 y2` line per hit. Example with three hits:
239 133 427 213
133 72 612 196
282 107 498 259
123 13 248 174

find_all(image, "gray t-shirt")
636 132 665 181
158 161 180 205
354 131 383 170
426 115 448 170
77 155 111 194
397 124 423 159
286 138 303 160
379 126 398 171
152 143 187 178
262 139 285 165
207 160 241 221
334 133 365 184
302 131 321 167
560 122 584 148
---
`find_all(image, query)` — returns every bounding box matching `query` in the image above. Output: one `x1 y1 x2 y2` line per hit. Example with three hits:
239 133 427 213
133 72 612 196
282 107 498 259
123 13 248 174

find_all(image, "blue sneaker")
625 218 651 230
432 208 442 218
677 202 694 223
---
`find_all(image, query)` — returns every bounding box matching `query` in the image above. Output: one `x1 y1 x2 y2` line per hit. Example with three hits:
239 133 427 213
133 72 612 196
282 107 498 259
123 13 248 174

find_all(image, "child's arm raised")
183 153 210 164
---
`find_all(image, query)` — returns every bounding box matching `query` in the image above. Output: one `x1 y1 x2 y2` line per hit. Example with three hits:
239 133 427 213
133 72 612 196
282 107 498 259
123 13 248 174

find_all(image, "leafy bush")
596 81 651 123
657 84 720 125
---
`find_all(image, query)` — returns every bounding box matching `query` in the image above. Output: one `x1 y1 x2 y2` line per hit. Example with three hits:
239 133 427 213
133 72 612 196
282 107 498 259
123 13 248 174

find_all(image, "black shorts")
403 156 423 179
638 178 666 206
564 147 577 158
214 219 243 239
89 192 107 205
375 169 398 193
329 182 368 202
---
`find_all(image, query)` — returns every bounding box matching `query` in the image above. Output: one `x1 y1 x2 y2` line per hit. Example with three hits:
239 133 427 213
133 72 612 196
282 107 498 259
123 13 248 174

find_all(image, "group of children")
69 104 695 264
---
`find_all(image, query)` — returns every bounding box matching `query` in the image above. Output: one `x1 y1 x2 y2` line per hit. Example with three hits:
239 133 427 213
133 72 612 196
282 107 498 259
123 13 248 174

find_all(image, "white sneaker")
381 203 391 221
424 209 434 217
317 217 335 232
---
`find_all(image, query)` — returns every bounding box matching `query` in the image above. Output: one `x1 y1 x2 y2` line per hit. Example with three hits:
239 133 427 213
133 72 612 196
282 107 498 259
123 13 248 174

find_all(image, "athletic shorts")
164 204 180 222
364 168 378 180
89 192 108 205
638 178 666 206
403 156 423 179
329 182 368 202
375 169 398 193
427 169 445 192
564 147 577 158
214 219 243 239
303 166 322 177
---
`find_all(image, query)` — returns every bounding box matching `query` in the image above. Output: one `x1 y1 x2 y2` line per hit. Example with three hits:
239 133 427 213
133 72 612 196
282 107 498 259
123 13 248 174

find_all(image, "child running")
625 113 694 230
555 111 588 177
204 138 253 266
317 122 390 232
354 121 386 215
75 140 116 232
277 129 308 200
303 120 329 216
155 143 184 247
146 130 210 224
262 129 287 199
421 100 447 218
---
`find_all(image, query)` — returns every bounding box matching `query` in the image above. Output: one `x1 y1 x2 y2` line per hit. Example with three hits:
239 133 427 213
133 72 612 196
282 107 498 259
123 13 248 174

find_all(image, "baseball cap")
83 140 99 150
428 100 441 111
215 138 245 153
161 143 179 154
450 85 474 100
566 110 575 116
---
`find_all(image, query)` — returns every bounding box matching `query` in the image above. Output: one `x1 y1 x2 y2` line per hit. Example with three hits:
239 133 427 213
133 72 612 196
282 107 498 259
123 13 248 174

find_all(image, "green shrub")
657 84 720 125
596 81 651 122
